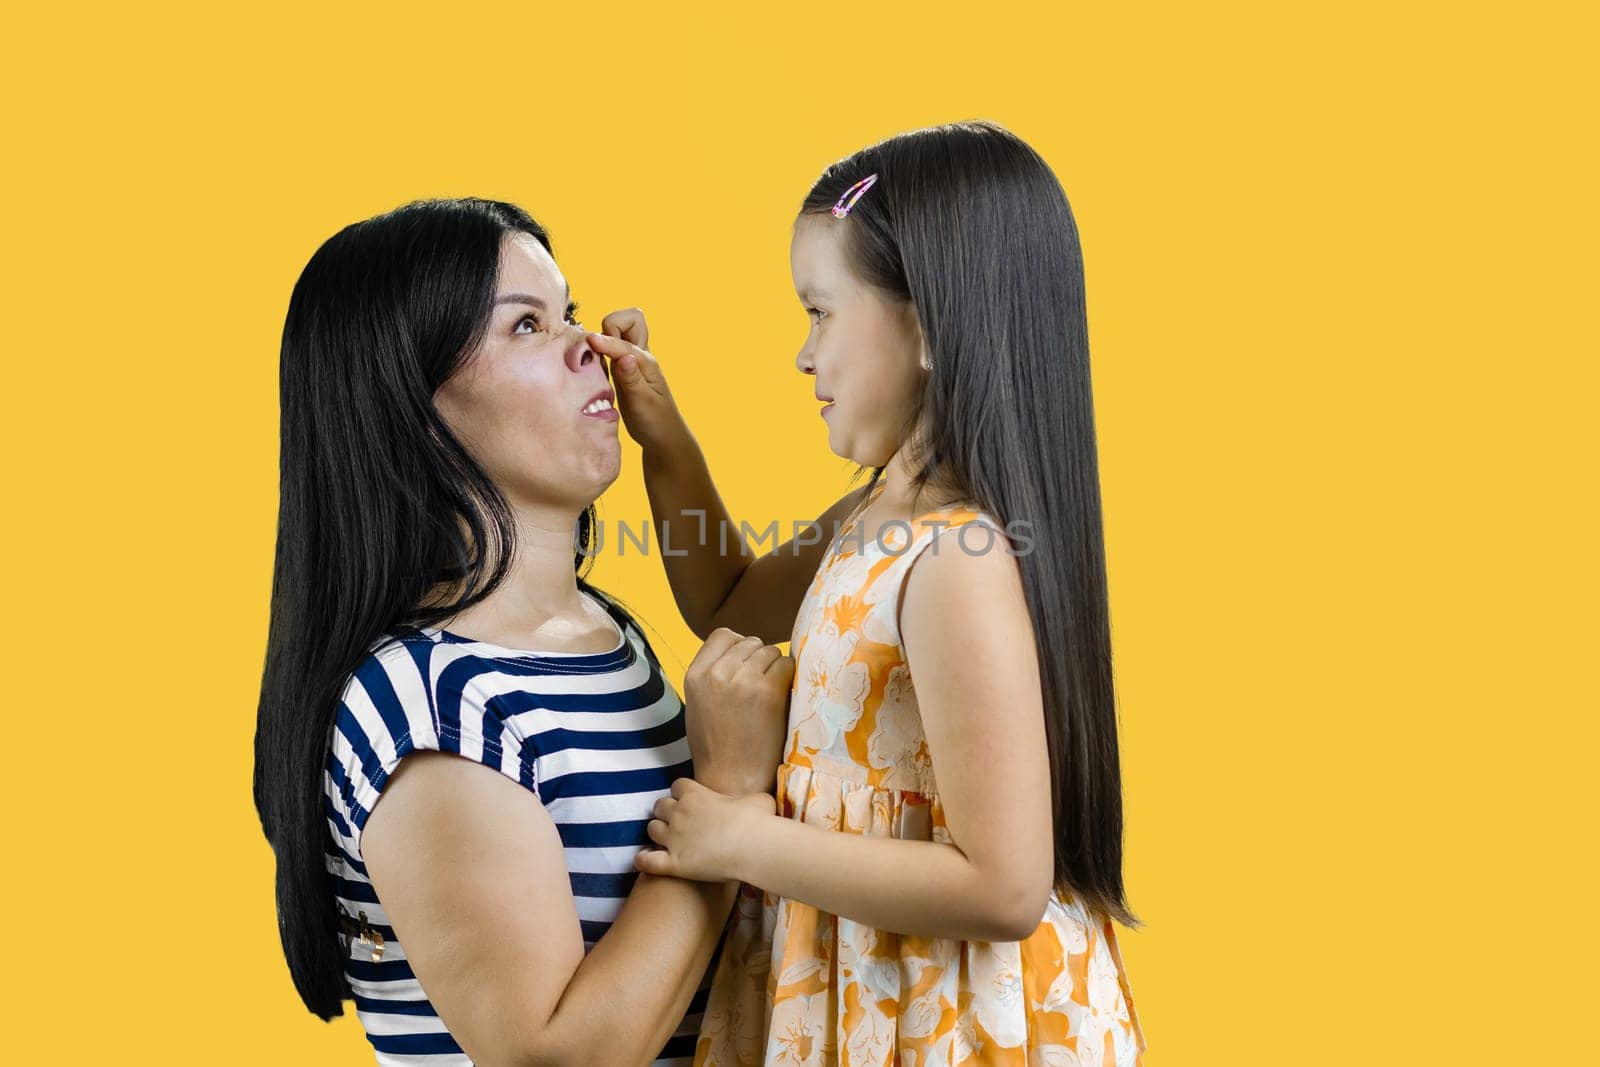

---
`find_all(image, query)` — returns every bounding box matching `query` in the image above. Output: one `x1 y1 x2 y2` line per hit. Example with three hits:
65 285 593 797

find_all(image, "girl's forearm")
640 425 754 637
733 814 1041 943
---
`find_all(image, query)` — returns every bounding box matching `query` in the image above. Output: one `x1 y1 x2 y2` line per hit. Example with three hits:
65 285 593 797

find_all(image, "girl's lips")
582 406 620 423
821 402 835 418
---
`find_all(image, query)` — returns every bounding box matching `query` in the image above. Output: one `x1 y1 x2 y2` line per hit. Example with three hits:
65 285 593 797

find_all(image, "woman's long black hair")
254 197 657 1019
802 122 1138 927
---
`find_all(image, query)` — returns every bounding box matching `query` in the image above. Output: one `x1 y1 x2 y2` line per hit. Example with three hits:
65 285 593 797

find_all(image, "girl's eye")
515 314 541 335
806 307 828 324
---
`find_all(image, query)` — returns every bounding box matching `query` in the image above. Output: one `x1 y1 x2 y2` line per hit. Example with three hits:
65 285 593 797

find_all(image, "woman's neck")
424 501 615 652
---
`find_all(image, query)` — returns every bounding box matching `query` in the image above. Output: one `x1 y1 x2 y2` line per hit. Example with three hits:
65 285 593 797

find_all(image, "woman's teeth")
583 398 614 415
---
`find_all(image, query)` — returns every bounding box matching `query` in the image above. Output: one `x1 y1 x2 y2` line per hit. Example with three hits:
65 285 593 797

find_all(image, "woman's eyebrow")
493 284 573 309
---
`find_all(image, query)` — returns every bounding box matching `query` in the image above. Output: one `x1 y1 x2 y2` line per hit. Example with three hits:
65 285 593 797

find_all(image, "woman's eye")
515 302 582 336
514 300 582 337
806 307 828 323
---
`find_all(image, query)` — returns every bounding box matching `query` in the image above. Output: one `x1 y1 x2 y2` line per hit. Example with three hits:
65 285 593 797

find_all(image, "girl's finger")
587 332 646 385
600 307 649 349
647 818 669 845
726 634 767 665
652 795 676 820
711 633 762 670
585 331 640 359
587 330 663 380
635 848 672 876
697 628 747 664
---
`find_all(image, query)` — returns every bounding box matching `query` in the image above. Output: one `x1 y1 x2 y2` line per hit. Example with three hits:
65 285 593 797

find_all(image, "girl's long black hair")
254 197 657 1019
802 122 1138 927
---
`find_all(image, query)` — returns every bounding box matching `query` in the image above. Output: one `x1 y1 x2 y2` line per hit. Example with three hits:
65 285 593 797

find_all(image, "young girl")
589 121 1147 1066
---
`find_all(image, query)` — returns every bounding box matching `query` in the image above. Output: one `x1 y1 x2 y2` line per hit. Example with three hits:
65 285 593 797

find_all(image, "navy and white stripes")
324 594 714 1065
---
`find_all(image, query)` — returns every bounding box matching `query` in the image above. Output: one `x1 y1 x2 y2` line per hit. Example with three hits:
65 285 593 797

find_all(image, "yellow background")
2 1 1595 1063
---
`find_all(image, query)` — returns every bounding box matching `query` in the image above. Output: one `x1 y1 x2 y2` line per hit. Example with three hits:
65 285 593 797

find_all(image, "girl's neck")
869 444 970 525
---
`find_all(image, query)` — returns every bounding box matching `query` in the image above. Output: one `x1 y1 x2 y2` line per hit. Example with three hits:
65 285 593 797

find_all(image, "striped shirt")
323 591 718 1065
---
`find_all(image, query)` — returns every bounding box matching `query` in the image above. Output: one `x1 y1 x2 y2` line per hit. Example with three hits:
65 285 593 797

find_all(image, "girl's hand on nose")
599 306 650 350
589 310 687 453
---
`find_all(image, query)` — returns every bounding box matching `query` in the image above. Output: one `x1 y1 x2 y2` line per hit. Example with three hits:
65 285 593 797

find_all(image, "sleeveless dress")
694 482 1147 1066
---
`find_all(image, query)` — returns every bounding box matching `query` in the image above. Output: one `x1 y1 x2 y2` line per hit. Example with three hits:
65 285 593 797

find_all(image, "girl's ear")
909 308 933 372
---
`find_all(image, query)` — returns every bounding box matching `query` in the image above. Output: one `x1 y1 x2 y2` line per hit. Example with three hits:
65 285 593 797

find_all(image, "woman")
253 197 790 1066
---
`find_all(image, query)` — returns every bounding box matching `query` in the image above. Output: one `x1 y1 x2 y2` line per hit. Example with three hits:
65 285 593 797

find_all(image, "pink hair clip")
831 173 879 218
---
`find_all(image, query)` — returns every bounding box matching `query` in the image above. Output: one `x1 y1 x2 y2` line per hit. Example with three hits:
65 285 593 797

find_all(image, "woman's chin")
590 440 624 487
538 441 622 507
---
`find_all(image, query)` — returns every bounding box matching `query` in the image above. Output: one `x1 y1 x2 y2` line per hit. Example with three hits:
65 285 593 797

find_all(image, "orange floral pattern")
695 482 1147 1066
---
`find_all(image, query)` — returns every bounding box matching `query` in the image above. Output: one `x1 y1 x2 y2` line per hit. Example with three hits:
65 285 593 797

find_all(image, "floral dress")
694 481 1147 1066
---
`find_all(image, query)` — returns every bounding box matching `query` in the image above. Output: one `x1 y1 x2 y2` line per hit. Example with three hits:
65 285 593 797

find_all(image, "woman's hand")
683 628 794 796
588 309 686 452
635 779 777 882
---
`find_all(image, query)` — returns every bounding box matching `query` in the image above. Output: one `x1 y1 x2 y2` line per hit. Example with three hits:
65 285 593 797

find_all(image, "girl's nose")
795 346 815 375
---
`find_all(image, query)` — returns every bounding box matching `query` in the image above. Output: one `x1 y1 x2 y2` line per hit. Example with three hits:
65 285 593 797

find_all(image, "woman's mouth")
581 390 619 422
